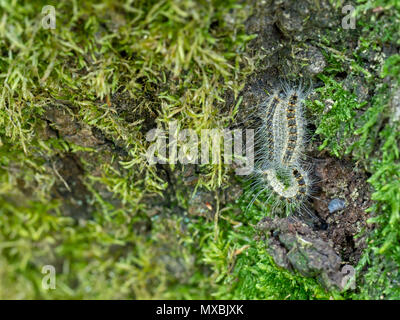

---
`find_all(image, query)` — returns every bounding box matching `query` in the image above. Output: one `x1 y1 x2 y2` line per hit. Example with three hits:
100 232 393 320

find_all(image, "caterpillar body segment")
282 91 307 167
271 95 288 167
262 166 310 202
262 92 282 160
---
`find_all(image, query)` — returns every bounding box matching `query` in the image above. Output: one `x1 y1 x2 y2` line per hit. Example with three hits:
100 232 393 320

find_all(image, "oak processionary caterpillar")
249 82 314 217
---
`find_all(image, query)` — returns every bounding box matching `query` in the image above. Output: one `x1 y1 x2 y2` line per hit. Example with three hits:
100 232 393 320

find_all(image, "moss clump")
0 0 254 299
306 0 400 299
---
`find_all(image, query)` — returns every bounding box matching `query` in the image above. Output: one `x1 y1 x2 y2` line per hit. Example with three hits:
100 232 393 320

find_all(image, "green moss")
216 211 339 299
382 54 400 84
307 0 400 299
0 0 254 299
308 74 366 157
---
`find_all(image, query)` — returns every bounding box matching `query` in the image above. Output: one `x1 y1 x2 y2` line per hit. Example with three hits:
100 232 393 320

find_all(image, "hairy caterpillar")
248 82 313 216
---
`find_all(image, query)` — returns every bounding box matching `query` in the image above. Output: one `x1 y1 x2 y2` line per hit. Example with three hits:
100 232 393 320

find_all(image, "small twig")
52 163 71 192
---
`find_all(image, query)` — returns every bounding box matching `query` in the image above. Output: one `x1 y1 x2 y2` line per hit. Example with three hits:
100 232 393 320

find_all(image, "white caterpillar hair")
247 81 315 217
